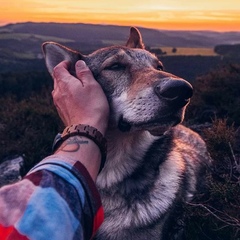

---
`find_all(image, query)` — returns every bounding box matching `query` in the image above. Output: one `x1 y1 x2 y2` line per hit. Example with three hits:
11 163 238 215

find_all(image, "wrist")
52 124 107 172
54 135 102 181
70 118 108 136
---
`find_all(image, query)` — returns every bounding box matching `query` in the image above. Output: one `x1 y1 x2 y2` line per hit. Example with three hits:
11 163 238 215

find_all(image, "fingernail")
76 60 87 70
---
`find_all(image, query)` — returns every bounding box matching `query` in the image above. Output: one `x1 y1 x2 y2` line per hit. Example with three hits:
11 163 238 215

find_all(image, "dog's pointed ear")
42 42 83 76
126 27 145 49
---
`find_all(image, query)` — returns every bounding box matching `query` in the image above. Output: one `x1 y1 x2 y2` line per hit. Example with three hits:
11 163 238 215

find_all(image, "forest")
0 23 240 239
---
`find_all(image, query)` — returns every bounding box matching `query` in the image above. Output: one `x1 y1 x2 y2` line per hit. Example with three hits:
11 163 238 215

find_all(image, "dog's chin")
145 118 181 136
147 125 173 136
118 115 182 136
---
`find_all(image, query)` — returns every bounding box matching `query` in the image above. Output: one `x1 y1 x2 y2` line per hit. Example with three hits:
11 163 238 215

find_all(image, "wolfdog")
42 27 211 240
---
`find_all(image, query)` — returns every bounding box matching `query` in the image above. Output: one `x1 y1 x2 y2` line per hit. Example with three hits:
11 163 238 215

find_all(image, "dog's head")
42 27 192 135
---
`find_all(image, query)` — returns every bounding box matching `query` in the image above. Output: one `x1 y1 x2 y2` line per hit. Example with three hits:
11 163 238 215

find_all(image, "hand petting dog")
52 60 109 135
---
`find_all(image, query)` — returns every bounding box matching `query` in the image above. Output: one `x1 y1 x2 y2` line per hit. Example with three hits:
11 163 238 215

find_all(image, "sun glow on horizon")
1 0 240 31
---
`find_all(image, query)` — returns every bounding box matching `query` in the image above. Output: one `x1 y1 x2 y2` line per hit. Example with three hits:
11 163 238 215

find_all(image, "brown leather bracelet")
52 124 107 172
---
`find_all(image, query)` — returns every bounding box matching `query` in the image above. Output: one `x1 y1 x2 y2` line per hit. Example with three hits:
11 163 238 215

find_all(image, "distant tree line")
214 44 240 58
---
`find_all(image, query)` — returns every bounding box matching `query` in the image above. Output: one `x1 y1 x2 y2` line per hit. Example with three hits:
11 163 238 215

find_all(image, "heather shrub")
186 64 240 125
0 90 63 174
184 63 240 238
185 119 240 240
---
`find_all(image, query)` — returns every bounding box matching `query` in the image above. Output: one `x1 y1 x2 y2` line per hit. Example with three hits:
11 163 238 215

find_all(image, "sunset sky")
1 0 240 31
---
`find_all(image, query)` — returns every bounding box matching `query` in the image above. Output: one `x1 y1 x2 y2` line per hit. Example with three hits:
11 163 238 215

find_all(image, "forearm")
0 154 104 240
54 135 101 181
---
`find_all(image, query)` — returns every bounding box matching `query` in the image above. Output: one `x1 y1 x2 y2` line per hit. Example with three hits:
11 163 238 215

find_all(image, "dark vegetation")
0 73 63 173
214 44 240 58
161 55 222 82
183 64 240 240
0 22 240 239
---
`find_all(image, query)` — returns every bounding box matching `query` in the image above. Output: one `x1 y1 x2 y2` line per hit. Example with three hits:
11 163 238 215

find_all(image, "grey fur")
42 27 211 240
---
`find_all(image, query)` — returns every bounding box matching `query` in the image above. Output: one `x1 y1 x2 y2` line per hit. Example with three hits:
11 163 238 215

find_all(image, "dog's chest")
95 130 188 239
96 130 158 188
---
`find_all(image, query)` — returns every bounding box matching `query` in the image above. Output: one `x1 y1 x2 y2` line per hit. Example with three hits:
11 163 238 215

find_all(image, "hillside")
2 22 240 48
1 22 240 80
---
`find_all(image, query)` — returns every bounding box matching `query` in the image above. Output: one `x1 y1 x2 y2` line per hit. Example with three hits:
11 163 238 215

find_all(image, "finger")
53 61 71 89
75 60 96 86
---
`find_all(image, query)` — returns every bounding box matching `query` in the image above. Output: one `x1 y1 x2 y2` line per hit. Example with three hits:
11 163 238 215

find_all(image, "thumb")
75 60 95 85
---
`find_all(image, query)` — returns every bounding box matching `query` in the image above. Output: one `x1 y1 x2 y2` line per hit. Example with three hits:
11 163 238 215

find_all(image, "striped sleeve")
0 156 104 240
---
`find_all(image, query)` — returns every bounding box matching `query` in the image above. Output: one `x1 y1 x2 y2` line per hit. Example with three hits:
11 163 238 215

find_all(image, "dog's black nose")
154 79 193 105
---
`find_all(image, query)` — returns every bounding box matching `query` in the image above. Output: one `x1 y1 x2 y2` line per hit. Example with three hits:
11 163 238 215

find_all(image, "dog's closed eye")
104 63 126 71
156 64 164 71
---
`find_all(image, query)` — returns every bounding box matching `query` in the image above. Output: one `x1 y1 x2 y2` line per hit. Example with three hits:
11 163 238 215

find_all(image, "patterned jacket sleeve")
0 155 104 240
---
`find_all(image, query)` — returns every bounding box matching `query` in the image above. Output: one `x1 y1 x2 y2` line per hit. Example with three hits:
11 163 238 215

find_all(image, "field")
102 39 217 56
153 47 217 56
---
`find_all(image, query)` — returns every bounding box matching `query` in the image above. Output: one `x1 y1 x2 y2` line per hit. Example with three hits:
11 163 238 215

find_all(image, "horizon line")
1 21 240 33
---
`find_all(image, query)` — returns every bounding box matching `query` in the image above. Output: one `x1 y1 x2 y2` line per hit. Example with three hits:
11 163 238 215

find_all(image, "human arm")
52 60 109 181
0 60 109 240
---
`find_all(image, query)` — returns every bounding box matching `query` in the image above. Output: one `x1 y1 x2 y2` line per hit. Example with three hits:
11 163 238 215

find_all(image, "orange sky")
1 0 240 31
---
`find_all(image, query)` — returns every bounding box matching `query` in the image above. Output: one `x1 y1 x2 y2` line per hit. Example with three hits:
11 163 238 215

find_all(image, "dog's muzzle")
153 78 193 108
117 78 193 133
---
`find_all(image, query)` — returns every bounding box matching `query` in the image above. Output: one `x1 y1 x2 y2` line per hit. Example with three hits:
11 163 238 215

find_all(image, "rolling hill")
1 22 240 80
2 22 240 48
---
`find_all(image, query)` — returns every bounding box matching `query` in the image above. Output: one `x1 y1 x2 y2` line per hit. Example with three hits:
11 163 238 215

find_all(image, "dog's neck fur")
96 129 159 188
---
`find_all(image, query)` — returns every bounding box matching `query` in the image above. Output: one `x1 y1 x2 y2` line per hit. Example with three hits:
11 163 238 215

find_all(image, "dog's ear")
126 27 145 49
42 42 83 76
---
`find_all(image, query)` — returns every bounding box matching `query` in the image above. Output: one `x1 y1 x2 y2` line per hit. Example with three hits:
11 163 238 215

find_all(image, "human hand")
52 60 109 135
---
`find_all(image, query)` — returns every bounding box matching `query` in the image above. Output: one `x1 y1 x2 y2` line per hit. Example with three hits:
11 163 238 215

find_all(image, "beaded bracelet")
52 124 107 172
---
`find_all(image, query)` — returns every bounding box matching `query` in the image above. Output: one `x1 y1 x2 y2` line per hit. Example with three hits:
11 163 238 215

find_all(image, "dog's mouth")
118 116 132 132
118 114 181 135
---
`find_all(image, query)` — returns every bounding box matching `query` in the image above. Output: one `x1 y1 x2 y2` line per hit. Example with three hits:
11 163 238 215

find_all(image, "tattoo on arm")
57 136 89 153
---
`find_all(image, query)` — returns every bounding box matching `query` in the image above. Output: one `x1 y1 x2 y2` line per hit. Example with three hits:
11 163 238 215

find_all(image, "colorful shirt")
0 156 104 240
